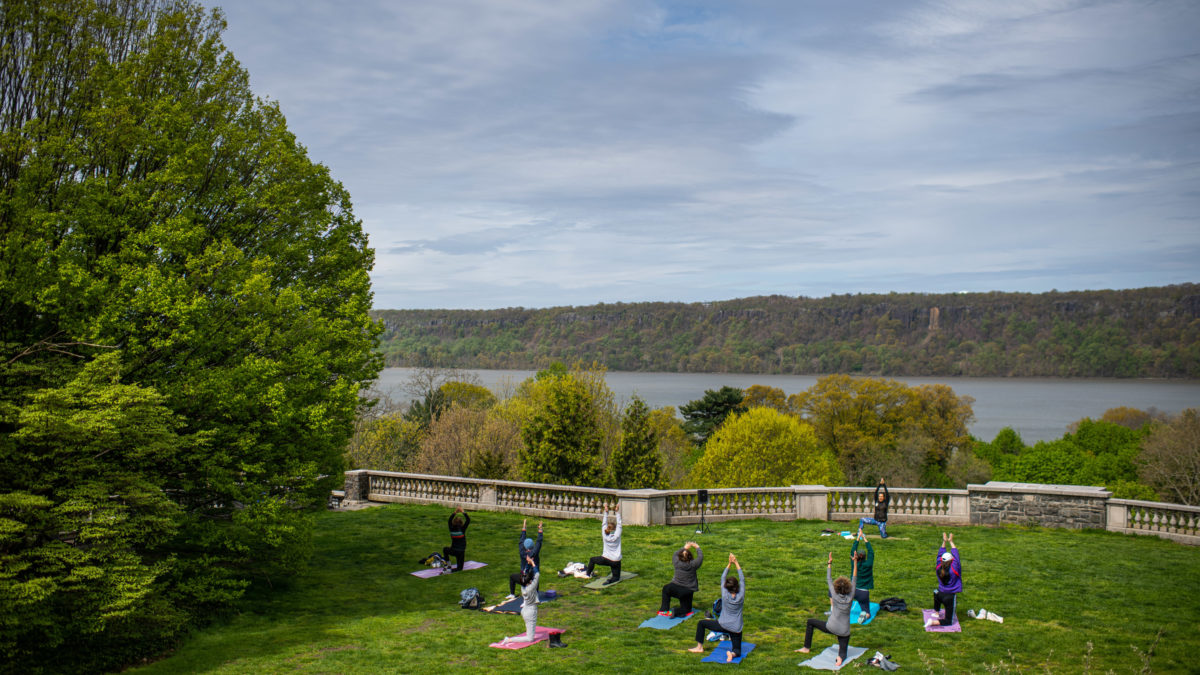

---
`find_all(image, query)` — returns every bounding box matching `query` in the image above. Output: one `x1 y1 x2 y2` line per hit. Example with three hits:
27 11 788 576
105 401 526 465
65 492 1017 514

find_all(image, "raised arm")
826 553 835 595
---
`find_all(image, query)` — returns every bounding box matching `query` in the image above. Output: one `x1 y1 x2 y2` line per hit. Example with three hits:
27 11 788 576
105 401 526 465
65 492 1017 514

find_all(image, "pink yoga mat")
410 561 487 578
488 626 565 649
923 609 961 632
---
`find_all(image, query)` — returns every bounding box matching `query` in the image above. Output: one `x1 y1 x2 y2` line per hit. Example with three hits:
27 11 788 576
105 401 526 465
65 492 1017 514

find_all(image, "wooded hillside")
374 285 1200 377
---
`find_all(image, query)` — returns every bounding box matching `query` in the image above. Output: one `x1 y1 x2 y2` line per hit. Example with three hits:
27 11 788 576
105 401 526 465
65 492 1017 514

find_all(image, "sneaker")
602 577 619 586
657 611 672 617
504 594 516 601
986 611 1004 623
859 611 870 623
967 609 976 619
924 619 936 628
706 631 719 641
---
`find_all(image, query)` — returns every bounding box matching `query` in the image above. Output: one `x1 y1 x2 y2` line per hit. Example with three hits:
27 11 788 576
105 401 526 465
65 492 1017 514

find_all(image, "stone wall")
968 482 1109 529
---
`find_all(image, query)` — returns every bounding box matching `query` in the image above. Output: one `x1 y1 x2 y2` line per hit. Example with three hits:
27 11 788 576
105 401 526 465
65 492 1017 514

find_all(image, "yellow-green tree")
689 407 841 488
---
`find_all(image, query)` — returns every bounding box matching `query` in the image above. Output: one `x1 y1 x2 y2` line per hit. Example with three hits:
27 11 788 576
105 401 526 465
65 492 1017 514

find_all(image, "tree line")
374 285 1200 378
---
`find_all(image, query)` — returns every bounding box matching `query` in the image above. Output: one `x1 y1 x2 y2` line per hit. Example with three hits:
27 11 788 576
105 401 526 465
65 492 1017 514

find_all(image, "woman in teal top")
850 529 874 623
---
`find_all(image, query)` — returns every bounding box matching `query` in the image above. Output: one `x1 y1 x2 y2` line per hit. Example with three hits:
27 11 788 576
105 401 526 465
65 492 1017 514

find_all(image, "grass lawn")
132 504 1200 674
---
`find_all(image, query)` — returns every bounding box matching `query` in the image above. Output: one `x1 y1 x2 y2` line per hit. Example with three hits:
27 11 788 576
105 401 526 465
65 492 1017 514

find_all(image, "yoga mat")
701 641 757 664
409 560 486 578
850 600 881 625
798 644 867 670
638 612 695 629
488 626 564 649
484 591 557 614
923 609 961 632
584 572 638 589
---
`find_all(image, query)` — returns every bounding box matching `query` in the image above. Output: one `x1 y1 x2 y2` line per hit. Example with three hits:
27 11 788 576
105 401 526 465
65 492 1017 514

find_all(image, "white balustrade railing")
340 471 1197 545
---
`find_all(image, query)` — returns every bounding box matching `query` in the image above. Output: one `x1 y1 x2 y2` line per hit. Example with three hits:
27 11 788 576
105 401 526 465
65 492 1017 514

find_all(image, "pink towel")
922 609 961 632
488 626 564 649
409 560 487 578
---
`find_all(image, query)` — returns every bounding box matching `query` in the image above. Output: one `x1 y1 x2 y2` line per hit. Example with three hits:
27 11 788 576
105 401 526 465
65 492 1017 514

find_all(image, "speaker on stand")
696 489 710 534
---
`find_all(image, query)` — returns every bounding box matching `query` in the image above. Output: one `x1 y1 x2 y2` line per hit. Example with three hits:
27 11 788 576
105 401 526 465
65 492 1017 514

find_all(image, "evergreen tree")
679 386 745 445
519 375 604 486
610 396 666 489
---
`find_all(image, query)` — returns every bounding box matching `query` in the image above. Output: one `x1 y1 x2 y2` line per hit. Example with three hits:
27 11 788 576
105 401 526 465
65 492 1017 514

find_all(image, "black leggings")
804 618 849 661
696 618 742 656
660 582 695 616
509 572 524 596
586 555 621 580
442 546 464 572
854 588 870 613
933 591 958 626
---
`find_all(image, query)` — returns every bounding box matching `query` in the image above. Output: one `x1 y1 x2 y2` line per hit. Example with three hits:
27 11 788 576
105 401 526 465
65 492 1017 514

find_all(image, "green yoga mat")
584 572 638 589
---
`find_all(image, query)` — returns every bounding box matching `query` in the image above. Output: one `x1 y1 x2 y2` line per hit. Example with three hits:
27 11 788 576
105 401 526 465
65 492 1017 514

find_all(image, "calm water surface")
374 368 1200 444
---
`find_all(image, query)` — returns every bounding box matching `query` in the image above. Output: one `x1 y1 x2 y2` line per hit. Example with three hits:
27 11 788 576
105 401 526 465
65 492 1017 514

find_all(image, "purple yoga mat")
410 560 487 578
489 626 564 649
923 609 961 632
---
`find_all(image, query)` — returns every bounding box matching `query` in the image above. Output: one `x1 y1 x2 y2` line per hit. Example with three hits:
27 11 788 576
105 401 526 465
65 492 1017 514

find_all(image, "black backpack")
459 587 485 610
879 597 907 612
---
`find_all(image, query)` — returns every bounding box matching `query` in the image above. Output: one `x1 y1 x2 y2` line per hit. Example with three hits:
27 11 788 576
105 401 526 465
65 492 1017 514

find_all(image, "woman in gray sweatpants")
502 555 541 644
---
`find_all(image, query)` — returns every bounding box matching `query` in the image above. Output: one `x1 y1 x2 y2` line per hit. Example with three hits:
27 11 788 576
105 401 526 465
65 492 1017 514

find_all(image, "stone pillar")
479 484 497 508
343 470 370 503
793 486 829 521
948 492 970 523
619 489 666 526
1106 501 1127 532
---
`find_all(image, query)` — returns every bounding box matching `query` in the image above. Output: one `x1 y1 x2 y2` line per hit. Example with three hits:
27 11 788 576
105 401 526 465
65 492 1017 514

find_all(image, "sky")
214 0 1200 310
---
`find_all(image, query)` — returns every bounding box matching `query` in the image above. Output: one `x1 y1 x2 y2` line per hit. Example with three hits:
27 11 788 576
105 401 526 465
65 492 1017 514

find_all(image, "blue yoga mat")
701 641 756 664
850 600 880 625
638 612 695 629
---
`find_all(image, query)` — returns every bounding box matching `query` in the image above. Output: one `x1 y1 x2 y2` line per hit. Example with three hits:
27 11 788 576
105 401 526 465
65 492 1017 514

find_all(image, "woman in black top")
858 478 889 539
443 507 470 572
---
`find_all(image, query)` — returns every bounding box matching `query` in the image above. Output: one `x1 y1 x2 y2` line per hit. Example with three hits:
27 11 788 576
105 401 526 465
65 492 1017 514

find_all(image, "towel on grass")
701 641 756 664
409 561 486 578
850 600 881 625
584 572 638 589
484 591 557 614
798 644 867 670
638 612 695 630
488 626 564 649
922 609 961 632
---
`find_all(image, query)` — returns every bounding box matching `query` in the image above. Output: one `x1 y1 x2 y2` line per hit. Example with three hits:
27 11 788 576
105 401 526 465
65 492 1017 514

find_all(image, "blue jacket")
519 528 543 573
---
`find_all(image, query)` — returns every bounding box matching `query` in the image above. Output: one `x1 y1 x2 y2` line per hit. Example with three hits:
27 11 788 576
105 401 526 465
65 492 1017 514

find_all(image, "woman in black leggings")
441 507 469 572
796 552 858 668
658 541 702 618
689 553 745 662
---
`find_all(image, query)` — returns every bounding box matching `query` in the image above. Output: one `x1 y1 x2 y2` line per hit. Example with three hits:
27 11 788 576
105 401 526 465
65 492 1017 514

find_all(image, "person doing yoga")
507 519 542 600
926 531 962 628
797 551 858 668
858 478 890 538
441 507 470 572
585 505 622 585
851 528 874 623
688 553 746 663
500 555 542 644
658 541 703 618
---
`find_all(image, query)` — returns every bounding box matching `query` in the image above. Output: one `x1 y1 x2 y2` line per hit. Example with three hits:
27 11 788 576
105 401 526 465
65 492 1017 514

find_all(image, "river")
373 368 1200 444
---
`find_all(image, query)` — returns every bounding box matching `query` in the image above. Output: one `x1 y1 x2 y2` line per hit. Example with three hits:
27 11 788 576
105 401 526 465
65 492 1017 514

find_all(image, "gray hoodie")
670 546 703 591
520 569 541 609
718 566 746 634
826 565 856 636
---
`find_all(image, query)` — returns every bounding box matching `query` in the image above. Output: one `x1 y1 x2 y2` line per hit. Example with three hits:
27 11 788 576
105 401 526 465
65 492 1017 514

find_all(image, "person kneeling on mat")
507 519 542 601
851 528 874 623
796 551 858 668
689 553 746 662
442 507 470 572
926 531 962 628
501 555 542 645
585 505 622 585
658 541 702 618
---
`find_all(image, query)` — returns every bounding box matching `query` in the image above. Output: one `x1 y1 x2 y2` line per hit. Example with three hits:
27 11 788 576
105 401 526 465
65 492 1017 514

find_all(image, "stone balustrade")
340 470 1198 545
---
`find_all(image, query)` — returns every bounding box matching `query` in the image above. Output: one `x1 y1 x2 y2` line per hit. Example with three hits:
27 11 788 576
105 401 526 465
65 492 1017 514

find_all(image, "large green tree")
689 407 841 488
519 374 605 486
610 396 666 489
679 385 745 445
0 1 380 671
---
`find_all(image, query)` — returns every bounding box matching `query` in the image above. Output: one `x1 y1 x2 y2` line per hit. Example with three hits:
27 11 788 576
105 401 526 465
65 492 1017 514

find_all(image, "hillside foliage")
375 285 1200 377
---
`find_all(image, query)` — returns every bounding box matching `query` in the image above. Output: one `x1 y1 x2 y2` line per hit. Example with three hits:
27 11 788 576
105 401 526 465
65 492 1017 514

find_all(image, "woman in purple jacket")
925 531 962 627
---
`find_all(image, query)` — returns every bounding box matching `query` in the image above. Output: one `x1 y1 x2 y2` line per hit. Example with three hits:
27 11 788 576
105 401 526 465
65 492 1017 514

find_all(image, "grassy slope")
132 505 1200 674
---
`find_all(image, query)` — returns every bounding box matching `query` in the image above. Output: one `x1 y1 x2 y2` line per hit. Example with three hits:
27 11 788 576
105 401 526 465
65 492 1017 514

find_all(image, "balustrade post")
793 485 829 521
343 469 370 503
949 493 970 524
619 489 666 526
1106 502 1127 532
479 483 497 508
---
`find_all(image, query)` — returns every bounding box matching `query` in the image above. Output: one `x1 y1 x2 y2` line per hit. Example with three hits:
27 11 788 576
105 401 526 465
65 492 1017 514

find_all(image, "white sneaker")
706 631 718 641
504 594 516 601
924 618 936 628
986 612 1004 623
967 609 976 619
859 611 870 623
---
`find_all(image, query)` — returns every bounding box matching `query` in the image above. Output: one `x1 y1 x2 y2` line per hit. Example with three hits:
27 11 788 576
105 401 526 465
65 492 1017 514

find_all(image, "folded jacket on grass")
850 600 881 625
798 644 867 670
584 572 638 589
488 626 564 649
701 641 757 664
638 612 695 629
409 561 487 578
484 591 557 614
922 609 961 632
